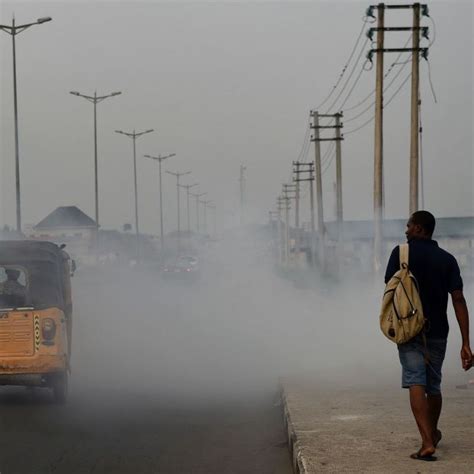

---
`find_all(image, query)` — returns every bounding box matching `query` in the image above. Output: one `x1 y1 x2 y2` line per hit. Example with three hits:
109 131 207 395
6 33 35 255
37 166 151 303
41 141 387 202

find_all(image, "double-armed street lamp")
190 192 206 233
0 15 52 233
165 170 191 236
208 203 217 238
144 153 176 254
178 183 198 233
115 128 154 259
70 90 121 230
199 199 212 235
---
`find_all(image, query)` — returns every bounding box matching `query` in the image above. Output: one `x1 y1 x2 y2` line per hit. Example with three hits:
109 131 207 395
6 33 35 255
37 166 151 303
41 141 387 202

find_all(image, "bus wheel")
52 372 68 404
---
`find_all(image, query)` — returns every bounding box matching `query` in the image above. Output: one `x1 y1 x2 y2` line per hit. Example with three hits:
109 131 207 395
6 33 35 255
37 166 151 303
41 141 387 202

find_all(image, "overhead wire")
345 70 413 135
345 54 412 123
419 89 425 209
344 34 413 113
324 35 370 114
313 16 371 111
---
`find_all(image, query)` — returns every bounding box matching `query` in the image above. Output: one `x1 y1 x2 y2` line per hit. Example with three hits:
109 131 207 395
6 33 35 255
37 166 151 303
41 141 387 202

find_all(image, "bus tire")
52 371 68 404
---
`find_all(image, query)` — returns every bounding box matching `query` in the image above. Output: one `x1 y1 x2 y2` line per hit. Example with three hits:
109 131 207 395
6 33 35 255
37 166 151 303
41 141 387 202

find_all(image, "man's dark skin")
404 216 472 459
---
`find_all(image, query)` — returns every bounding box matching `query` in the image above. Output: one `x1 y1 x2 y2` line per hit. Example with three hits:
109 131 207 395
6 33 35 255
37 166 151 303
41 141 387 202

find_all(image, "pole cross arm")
367 47 429 62
311 125 343 129
317 113 343 118
311 137 344 142
369 3 427 9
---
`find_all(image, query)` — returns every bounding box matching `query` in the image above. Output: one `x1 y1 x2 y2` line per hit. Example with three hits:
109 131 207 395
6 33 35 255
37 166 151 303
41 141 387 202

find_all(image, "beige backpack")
380 244 425 344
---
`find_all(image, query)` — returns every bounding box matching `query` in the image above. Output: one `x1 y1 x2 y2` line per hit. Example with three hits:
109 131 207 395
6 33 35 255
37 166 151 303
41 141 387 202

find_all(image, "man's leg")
409 385 435 456
427 393 442 445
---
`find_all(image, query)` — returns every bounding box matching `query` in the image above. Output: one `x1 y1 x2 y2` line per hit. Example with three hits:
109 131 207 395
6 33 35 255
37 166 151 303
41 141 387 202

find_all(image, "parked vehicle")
0 241 74 403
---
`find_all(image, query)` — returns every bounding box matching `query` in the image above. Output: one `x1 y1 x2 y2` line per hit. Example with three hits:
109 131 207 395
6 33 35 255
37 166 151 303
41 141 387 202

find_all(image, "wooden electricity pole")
294 161 315 264
409 2 421 214
373 3 385 273
367 2 430 270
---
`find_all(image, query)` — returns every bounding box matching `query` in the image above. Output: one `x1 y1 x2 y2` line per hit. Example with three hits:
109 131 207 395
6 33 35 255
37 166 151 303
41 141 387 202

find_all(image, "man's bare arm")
451 289 472 371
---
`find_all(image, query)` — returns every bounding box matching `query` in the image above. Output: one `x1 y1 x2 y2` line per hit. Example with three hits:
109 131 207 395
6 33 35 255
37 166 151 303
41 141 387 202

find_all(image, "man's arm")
384 247 399 284
451 289 472 371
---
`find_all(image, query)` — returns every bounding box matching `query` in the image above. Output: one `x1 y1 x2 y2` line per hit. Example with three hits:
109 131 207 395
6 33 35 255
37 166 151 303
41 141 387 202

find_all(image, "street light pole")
144 153 176 254
178 183 198 233
191 192 206 233
200 200 212 235
166 170 191 235
115 128 154 260
0 15 52 233
70 90 122 229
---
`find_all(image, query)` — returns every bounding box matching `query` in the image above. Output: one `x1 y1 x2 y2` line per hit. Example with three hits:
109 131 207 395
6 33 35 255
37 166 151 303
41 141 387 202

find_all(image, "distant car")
162 256 200 280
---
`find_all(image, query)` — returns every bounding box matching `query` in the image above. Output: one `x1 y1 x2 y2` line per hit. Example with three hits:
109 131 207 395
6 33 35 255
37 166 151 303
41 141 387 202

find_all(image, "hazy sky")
1 0 472 234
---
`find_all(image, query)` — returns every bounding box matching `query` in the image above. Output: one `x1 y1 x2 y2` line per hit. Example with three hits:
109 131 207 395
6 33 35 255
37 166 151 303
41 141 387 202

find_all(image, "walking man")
384 210 472 461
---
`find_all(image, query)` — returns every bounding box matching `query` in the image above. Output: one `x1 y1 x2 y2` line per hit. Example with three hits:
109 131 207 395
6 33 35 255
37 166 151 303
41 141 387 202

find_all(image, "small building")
28 206 97 264
324 216 474 273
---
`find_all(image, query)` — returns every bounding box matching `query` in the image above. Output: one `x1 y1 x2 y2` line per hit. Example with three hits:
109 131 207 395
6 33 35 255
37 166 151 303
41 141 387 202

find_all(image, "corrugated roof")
325 217 474 241
34 206 96 230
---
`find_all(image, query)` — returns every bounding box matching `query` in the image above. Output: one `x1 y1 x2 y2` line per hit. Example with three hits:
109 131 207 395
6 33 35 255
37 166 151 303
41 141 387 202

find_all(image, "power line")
313 17 370 111
344 35 413 113
345 70 412 135
324 35 370 113
345 55 412 123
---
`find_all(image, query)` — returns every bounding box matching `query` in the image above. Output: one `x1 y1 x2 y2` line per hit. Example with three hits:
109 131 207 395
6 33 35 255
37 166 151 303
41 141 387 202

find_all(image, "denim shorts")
397 337 447 395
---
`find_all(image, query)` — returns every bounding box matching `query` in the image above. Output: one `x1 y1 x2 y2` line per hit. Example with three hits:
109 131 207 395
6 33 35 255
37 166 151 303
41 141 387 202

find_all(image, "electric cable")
419 91 425 209
425 59 438 104
345 70 412 135
324 35 370 114
345 54 412 123
313 18 370 111
344 35 413 113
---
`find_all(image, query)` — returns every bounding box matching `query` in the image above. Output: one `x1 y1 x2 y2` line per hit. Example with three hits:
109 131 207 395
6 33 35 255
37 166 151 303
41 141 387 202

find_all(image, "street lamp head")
111 91 122 96
37 17 52 24
115 130 125 135
144 129 154 134
70 91 80 96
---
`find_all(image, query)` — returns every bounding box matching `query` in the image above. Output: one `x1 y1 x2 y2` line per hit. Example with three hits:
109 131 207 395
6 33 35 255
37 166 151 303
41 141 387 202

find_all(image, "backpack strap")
399 243 409 269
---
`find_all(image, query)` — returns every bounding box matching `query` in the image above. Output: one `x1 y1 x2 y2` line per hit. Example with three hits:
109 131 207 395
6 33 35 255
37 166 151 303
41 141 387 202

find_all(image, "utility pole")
334 113 343 241
239 164 246 226
0 15 52 233
191 192 206 233
293 161 315 264
312 112 344 240
373 4 385 272
144 153 176 255
294 164 300 255
366 2 430 270
282 184 297 264
179 183 198 233
311 111 344 269
166 170 191 251
310 111 324 244
70 90 122 230
277 196 289 265
410 2 421 214
115 128 154 261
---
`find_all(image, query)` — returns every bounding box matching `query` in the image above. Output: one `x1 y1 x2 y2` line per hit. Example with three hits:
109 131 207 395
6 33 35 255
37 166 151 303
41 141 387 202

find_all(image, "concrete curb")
280 386 308 474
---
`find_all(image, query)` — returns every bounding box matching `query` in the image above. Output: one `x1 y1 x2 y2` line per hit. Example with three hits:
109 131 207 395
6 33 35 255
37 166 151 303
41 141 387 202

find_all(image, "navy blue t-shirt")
384 239 463 338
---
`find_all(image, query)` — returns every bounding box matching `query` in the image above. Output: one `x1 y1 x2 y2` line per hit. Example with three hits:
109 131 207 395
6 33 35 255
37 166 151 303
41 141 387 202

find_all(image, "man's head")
5 269 20 281
406 210 436 241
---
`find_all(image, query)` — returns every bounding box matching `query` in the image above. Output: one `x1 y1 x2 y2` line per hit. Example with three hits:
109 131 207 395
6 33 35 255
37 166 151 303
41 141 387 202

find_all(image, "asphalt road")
0 249 293 474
